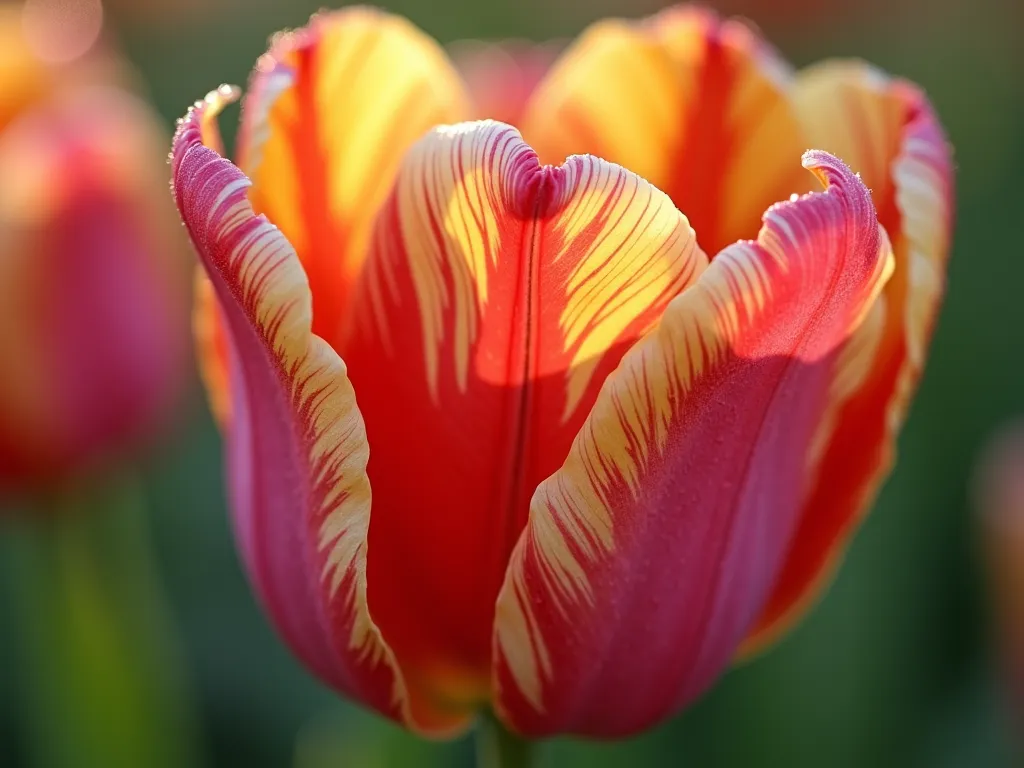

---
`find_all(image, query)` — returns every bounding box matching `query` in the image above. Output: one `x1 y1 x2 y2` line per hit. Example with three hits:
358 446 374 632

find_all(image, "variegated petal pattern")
521 6 808 256
493 151 893 737
744 62 954 650
336 121 706 719
238 7 469 341
172 89 472 737
194 8 470 427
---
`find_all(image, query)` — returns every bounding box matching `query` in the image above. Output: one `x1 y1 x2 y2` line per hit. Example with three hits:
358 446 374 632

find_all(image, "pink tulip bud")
976 423 1024 742
0 18 187 490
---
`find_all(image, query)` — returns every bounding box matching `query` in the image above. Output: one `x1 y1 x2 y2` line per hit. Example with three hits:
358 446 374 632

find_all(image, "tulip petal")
0 85 185 484
337 121 705 718
170 90 466 734
744 63 954 651
492 152 893 737
192 9 470 428
521 6 808 256
237 7 470 342
191 85 238 427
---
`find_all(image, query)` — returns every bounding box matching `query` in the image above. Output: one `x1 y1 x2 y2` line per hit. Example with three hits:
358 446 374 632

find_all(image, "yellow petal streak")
240 7 470 342
357 120 703 417
194 8 470 426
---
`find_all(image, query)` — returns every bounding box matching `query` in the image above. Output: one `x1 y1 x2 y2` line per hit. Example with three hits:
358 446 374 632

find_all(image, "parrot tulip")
0 8 186 489
171 5 952 739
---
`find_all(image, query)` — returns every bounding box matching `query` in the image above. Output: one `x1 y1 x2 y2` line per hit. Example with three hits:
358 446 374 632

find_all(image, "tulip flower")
0 10 201 768
171 5 952 743
976 423 1024 744
0 10 186 489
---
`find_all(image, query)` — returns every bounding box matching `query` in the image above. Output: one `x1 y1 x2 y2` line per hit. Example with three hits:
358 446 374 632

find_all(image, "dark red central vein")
489 168 549 632
289 45 349 342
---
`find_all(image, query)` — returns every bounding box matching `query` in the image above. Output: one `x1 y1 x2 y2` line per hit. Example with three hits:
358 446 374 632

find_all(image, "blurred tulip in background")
975 422 1024 756
0 3 187 491
0 3 200 767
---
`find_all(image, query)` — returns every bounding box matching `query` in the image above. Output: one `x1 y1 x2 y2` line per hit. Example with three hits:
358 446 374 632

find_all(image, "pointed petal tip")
176 84 240 133
209 83 242 105
171 83 241 175
801 148 859 189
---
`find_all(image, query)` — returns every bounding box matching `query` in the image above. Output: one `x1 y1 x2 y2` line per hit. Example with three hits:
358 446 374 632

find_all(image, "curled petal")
339 121 705 721
744 63 954 652
492 152 893 737
521 5 808 255
190 86 238 427
170 90 455 734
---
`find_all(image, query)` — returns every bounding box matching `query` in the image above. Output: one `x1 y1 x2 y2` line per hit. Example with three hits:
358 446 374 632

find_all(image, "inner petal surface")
521 7 808 257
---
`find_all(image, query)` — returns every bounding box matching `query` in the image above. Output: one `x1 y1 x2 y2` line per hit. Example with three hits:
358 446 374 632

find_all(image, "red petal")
171 89 445 733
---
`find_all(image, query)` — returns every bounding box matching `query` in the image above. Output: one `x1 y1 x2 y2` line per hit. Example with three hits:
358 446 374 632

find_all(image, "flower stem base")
4 474 203 768
476 710 535 768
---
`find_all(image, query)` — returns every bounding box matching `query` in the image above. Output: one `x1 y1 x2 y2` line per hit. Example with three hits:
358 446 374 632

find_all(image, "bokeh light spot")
21 0 103 64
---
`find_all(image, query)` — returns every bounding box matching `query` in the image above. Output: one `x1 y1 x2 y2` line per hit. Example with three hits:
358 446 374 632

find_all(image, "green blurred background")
3 0 1023 765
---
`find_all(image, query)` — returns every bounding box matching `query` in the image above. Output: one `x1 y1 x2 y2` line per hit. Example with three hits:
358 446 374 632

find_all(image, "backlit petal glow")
744 63 954 652
522 6 809 256
193 8 470 428
172 3 952 740
237 8 470 341
343 120 705 720
493 152 893 736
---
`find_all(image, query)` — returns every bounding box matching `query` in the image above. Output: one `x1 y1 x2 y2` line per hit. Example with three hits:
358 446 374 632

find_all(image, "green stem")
476 711 536 768
5 474 204 768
